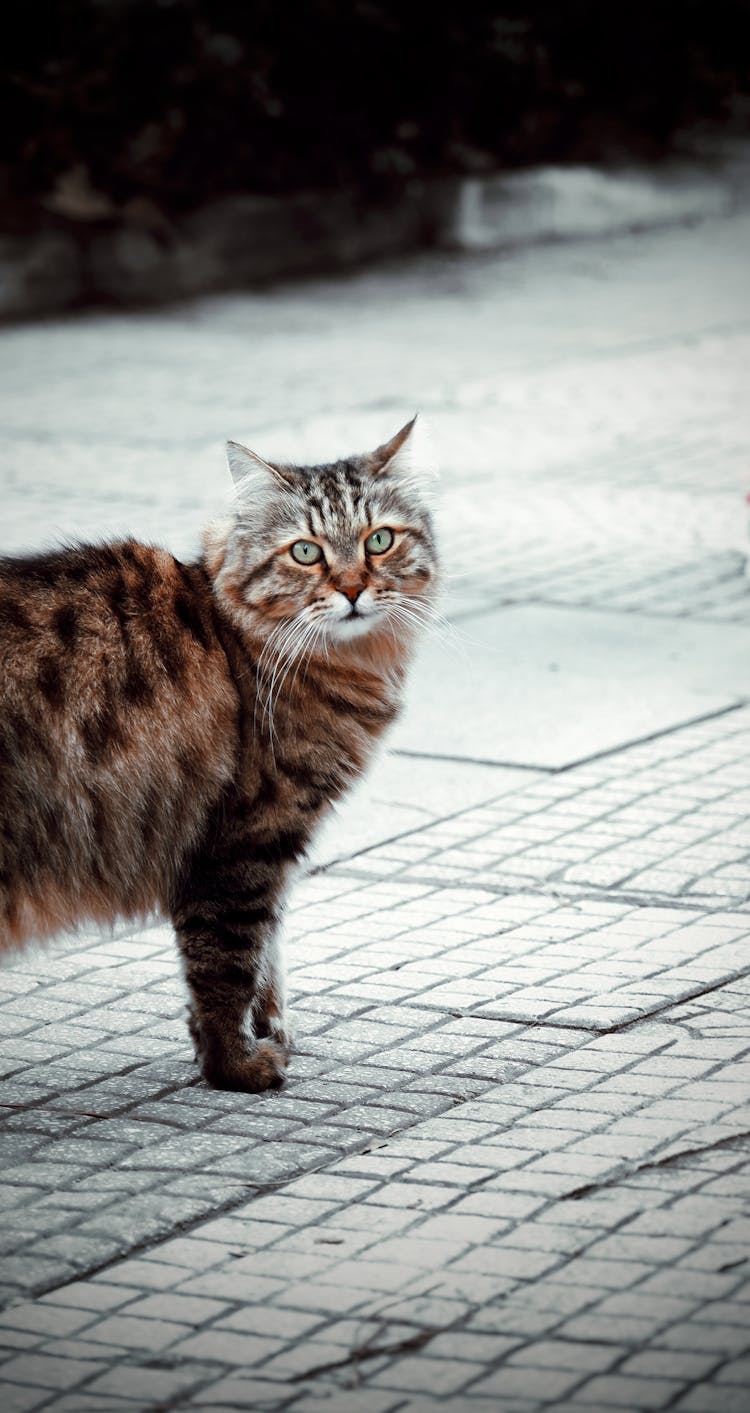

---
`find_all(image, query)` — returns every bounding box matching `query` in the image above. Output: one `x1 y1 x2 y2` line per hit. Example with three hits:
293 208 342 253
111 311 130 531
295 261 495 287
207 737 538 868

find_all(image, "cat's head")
205 419 438 657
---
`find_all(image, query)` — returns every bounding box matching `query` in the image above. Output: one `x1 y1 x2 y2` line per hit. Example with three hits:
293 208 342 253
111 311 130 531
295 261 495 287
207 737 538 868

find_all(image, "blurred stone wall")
2 0 749 316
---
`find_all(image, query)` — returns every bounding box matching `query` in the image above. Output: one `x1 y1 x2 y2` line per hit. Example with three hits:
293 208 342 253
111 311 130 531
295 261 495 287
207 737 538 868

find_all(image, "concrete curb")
0 181 459 322
1 150 747 322
448 160 741 250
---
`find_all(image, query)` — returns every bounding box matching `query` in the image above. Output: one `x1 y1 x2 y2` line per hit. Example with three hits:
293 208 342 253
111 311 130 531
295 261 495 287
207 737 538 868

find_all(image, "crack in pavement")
564 1128 750 1201
434 962 750 1033
290 1325 437 1383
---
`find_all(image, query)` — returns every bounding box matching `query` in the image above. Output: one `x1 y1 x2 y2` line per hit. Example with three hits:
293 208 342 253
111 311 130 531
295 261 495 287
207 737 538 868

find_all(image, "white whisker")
261 610 323 747
381 597 472 663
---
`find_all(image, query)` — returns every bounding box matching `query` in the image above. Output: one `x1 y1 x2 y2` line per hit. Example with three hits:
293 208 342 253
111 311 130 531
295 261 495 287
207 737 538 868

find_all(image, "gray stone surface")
1 204 750 1410
392 604 748 769
309 753 533 868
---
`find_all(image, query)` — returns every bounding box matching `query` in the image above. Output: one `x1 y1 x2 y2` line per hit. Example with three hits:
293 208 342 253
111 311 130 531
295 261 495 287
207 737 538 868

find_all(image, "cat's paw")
203 1038 288 1093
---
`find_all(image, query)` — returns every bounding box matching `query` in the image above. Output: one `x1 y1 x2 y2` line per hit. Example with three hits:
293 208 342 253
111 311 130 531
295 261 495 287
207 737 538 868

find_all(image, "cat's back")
0 540 239 944
2 540 226 704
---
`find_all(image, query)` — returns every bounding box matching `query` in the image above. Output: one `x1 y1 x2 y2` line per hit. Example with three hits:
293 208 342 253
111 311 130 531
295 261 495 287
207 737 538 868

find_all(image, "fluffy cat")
0 420 437 1090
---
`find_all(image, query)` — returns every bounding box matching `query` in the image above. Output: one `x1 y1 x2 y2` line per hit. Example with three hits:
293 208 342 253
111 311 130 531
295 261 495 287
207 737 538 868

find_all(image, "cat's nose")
338 583 364 603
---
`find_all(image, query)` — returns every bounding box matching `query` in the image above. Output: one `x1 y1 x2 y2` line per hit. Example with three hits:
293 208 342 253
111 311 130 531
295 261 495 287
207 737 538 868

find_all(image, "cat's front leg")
253 928 293 1053
172 888 290 1092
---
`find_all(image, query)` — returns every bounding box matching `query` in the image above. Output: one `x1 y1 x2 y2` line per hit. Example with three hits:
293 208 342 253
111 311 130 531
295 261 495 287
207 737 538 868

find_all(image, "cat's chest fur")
225 613 402 834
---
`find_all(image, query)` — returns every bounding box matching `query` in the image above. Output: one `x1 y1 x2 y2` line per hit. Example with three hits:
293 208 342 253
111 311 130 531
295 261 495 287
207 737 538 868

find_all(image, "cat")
0 419 437 1091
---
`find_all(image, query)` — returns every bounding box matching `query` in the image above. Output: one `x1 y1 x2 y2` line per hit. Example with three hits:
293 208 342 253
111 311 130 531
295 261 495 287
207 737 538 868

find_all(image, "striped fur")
0 422 438 1090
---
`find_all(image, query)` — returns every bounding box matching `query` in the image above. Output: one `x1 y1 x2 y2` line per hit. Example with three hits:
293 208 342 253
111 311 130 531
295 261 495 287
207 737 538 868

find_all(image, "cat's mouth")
331 607 377 640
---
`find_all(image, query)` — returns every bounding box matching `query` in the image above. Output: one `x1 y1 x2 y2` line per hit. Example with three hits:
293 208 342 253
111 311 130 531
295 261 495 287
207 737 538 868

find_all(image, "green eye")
290 540 323 565
365 527 394 555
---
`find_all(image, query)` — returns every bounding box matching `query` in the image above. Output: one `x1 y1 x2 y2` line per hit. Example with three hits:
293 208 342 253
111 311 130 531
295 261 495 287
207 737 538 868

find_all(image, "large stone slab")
308 751 532 868
391 603 747 770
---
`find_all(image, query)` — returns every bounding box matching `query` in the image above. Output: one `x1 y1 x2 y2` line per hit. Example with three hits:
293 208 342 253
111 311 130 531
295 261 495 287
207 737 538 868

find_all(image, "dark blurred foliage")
3 0 750 221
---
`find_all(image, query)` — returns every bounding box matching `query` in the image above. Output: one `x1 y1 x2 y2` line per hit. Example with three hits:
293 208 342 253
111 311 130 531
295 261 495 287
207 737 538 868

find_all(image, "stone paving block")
171 1327 287 1365
507 1338 625 1372
84 1360 218 1404
471 1363 590 1400
622 1350 723 1381
37 1336 129 1362
575 1373 686 1407
0 1351 103 1389
139 1237 239 1272
0 1384 54 1412
39 1282 141 1312
120 1292 229 1325
81 1313 192 1351
272 1281 371 1315
374 1355 488 1394
0 1303 92 1338
316 1212 424 1248
292 1389 403 1413
661 1321 750 1356
171 1272 285 1306
0 1324 45 1355
675 1388 750 1413
191 1375 303 1407
216 1304 323 1338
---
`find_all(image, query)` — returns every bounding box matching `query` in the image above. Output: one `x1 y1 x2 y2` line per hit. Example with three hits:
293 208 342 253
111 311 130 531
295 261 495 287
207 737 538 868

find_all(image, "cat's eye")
290 540 323 566
365 527 394 555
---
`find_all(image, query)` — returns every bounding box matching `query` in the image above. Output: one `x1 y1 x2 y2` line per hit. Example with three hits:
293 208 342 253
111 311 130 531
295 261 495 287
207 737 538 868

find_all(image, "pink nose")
339 584 364 603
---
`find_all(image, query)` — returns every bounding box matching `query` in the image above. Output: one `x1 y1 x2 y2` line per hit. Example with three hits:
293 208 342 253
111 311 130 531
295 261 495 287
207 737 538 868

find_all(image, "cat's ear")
372 416 417 472
227 441 277 486
226 442 297 504
371 416 437 490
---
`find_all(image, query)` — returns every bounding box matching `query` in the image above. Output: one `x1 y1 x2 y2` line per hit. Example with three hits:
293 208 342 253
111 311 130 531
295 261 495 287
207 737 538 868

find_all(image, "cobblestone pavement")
1 208 750 1409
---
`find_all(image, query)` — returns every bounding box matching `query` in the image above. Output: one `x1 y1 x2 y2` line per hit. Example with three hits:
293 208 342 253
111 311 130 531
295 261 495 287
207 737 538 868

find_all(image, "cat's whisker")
265 620 314 714
259 620 304 699
254 615 307 748
382 601 471 666
439 568 486 582
286 616 328 702
257 626 310 755
393 596 467 643
259 631 301 745
381 596 457 643
254 622 295 718
265 622 321 745
261 611 320 744
256 613 304 677
413 605 484 653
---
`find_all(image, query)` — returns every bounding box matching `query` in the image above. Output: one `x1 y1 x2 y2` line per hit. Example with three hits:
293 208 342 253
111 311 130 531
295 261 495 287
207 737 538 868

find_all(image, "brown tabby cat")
0 420 437 1091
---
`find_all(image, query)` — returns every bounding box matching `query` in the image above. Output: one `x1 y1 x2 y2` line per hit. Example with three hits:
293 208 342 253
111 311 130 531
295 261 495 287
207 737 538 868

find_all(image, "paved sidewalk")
1 207 749 1409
